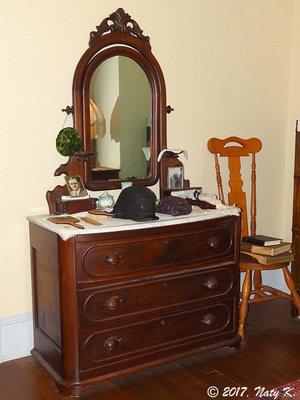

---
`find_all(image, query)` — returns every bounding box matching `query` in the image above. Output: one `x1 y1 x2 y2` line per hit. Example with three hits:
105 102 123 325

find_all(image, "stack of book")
241 235 293 265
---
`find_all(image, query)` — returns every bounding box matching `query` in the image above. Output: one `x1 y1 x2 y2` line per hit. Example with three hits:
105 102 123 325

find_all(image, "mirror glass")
89 55 152 181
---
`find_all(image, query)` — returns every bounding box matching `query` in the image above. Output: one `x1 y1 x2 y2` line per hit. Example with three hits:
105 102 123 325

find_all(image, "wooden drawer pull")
200 313 216 326
103 336 122 351
202 277 219 290
207 236 220 249
102 253 123 267
104 296 124 310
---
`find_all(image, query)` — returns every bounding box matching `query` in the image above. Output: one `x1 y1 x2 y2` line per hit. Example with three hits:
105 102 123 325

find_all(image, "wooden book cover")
241 251 294 265
240 241 291 256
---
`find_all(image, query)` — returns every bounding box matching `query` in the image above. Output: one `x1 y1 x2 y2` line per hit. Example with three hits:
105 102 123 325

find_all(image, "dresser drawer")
79 300 234 370
79 267 235 327
76 224 235 282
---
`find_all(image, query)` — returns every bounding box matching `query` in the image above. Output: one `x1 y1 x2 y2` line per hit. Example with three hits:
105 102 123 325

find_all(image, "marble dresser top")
28 206 240 241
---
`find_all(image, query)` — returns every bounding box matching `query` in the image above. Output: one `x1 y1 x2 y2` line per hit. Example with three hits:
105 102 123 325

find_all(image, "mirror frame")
54 8 167 192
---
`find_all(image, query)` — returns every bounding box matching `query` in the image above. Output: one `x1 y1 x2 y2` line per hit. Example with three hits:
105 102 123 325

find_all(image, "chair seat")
240 252 289 271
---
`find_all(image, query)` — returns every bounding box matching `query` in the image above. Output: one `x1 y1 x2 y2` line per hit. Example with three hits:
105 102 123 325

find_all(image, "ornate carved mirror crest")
47 8 169 213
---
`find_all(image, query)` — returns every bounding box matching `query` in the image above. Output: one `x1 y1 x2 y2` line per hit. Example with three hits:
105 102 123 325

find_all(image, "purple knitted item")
156 196 192 216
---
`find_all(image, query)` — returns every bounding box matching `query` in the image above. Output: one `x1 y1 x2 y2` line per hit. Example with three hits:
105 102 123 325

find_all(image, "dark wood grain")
79 301 234 370
292 131 300 316
1 301 299 400
46 185 97 215
30 224 62 377
76 223 235 282
79 267 235 328
29 215 240 397
47 7 167 212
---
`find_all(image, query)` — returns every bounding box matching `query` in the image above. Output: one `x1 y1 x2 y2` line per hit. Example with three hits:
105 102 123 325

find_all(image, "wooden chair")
207 136 300 340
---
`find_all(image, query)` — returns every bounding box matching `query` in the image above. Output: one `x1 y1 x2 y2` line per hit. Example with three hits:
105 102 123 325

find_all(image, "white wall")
284 0 300 240
0 0 296 319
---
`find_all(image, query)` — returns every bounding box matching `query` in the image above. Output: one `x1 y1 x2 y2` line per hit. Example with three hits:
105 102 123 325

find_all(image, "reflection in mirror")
89 55 152 181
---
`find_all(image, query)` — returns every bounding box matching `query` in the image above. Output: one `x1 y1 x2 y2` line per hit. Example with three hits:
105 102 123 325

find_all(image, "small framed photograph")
167 166 184 189
65 175 88 198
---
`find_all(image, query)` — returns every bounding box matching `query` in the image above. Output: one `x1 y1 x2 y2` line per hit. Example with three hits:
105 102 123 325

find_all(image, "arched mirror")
50 8 167 198
88 55 152 182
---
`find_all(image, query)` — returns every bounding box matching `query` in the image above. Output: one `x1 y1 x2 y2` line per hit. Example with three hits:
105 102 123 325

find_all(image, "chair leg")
238 270 252 340
253 270 262 302
253 270 262 289
282 266 300 315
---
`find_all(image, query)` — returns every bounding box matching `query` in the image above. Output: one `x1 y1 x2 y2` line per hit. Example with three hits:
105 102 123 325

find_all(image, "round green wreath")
56 127 82 156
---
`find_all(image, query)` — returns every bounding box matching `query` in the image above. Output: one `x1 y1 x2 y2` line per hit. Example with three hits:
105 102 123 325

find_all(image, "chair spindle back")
207 136 262 238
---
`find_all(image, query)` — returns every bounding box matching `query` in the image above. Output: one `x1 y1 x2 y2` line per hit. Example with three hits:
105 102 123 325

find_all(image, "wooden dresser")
29 213 240 397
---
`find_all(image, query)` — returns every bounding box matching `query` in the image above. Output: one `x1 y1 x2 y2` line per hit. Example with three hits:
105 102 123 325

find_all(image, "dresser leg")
291 302 299 318
56 382 92 398
229 335 242 350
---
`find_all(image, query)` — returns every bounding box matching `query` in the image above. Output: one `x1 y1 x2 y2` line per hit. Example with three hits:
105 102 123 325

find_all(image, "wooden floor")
1 301 300 400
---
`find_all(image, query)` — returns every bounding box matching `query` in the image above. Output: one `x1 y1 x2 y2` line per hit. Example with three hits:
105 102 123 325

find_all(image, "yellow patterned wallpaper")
0 0 295 317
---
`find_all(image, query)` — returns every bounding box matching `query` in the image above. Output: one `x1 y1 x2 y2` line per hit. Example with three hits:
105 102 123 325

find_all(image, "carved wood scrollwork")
89 8 150 47
47 7 167 213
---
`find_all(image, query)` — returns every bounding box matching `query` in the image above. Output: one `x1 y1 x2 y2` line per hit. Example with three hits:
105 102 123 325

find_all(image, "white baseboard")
0 312 33 363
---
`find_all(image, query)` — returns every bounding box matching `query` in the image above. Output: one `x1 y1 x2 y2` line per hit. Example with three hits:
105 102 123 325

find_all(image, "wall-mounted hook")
62 106 74 115
166 105 174 114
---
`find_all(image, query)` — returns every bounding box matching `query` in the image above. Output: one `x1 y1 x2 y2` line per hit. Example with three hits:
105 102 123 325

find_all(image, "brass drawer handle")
102 253 123 267
200 313 216 326
104 295 124 310
207 236 220 249
202 277 219 290
103 336 122 351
